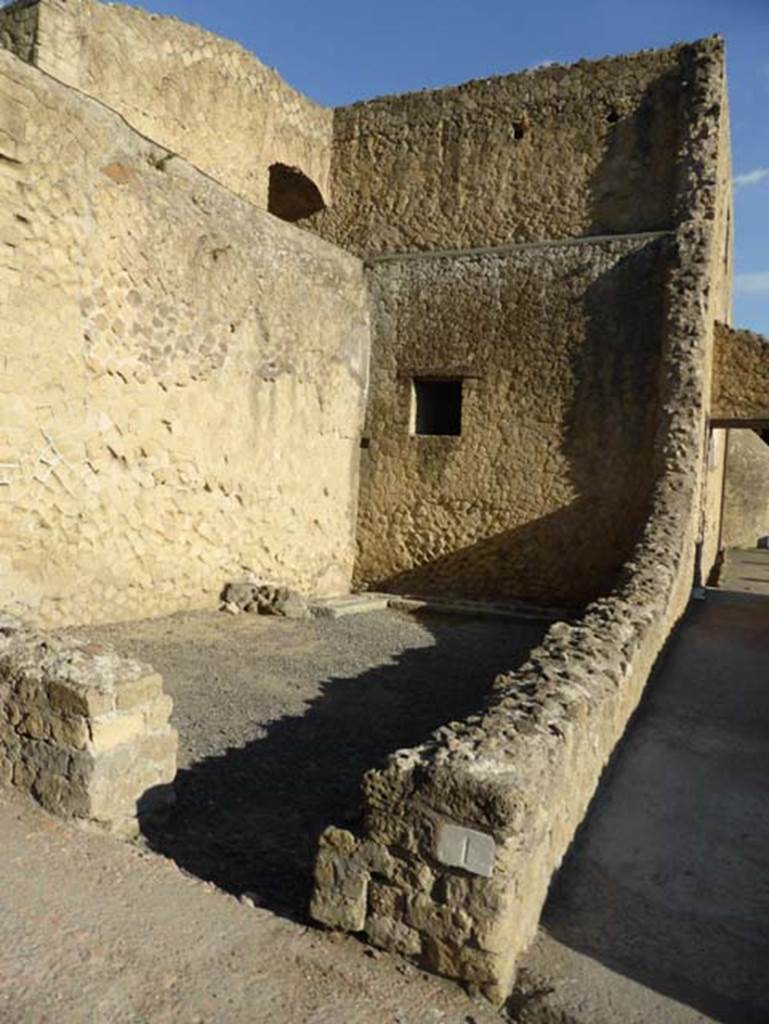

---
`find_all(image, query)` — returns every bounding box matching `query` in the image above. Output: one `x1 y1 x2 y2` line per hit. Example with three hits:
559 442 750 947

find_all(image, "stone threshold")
309 592 576 623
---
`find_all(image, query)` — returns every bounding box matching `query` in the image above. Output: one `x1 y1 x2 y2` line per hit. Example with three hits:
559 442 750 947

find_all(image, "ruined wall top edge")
5 0 329 112
1 0 334 210
336 35 723 117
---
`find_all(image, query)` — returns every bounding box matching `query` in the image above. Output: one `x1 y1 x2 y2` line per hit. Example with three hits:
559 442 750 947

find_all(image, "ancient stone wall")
355 236 668 607
0 0 37 62
0 613 177 836
0 49 369 626
310 45 688 255
0 0 333 212
311 37 731 1002
698 94 734 583
722 430 769 548
712 322 769 423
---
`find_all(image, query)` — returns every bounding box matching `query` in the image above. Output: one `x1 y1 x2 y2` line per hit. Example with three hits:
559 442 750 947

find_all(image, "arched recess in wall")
268 163 325 222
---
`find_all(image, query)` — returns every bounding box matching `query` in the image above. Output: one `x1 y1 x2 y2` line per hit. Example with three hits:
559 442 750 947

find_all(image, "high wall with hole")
0 20 368 626
308 44 721 605
0 0 735 623
3 0 765 1006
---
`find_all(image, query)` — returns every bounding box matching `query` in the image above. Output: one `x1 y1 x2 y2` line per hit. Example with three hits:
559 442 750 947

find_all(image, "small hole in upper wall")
607 109 620 124
512 121 526 141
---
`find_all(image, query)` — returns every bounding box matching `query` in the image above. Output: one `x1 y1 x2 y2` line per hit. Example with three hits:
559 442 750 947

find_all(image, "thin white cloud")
528 59 556 70
734 168 769 188
734 273 769 295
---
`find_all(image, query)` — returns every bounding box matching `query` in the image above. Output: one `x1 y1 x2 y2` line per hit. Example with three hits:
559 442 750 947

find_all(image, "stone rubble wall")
0 614 177 836
354 235 668 607
0 0 38 62
310 37 731 1003
0 0 333 211
712 322 769 423
0 49 369 626
310 43 688 255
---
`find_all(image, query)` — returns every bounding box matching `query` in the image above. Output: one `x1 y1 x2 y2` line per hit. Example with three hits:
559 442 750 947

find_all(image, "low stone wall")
0 615 177 837
310 38 729 1004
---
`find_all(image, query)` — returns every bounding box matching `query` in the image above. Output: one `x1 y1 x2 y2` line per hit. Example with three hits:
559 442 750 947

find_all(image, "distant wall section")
0 0 333 212
311 46 689 255
355 236 669 608
0 0 38 62
0 50 369 627
722 430 769 549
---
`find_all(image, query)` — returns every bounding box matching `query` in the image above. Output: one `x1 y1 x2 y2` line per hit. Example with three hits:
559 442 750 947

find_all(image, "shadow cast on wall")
588 66 682 236
370 238 668 609
138 611 546 919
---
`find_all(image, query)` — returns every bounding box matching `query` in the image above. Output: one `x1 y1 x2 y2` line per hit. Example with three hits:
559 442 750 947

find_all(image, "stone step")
385 594 572 623
715 547 769 597
308 594 391 619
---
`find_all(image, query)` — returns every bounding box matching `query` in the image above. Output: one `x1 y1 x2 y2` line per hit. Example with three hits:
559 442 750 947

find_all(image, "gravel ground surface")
71 608 546 919
0 787 506 1024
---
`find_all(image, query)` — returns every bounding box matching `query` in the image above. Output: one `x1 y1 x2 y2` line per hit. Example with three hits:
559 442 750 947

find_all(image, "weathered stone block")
365 914 422 957
1 624 177 836
114 672 164 712
142 693 174 731
89 710 146 753
222 581 310 619
310 828 369 932
48 679 114 718
49 714 89 750
18 710 49 741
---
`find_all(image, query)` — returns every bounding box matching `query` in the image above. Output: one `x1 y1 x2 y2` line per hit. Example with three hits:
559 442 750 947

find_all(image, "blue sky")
130 0 767 334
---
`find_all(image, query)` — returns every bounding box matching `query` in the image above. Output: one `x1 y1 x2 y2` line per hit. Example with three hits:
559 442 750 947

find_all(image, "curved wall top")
1 0 333 211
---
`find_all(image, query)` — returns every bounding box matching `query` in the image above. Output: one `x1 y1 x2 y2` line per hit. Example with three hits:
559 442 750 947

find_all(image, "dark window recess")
414 379 463 436
267 163 325 222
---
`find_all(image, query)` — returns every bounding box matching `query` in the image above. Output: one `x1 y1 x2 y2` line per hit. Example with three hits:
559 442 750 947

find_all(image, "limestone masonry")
0 0 766 1004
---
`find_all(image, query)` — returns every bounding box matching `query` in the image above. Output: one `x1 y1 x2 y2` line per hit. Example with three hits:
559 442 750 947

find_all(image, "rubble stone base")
0 614 177 836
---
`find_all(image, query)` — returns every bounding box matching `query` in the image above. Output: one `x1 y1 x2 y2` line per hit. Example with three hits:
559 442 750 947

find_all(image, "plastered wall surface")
722 430 769 548
0 49 369 627
356 237 668 608
311 45 688 255
2 0 333 211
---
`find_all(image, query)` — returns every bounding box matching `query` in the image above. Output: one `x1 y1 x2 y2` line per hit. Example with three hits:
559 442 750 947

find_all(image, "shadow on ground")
134 609 545 920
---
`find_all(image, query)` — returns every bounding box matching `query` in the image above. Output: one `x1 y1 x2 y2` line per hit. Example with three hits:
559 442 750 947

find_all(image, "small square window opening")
413 379 463 436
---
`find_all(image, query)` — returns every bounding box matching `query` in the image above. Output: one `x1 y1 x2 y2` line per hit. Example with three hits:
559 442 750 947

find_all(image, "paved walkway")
718 547 769 596
517 586 769 1023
